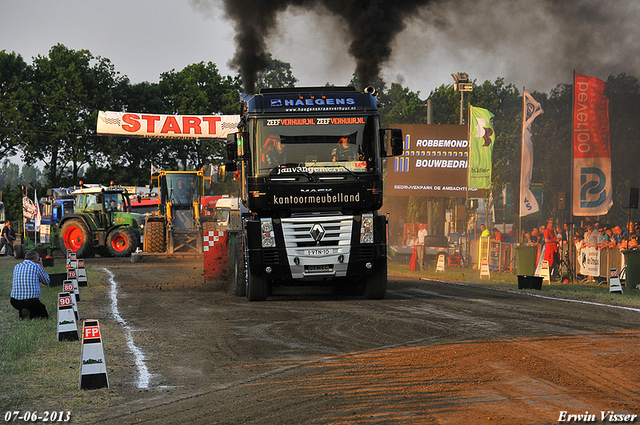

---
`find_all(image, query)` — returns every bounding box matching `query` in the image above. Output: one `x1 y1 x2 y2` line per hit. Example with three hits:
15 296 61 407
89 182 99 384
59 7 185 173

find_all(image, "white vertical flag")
519 92 543 217
34 189 41 232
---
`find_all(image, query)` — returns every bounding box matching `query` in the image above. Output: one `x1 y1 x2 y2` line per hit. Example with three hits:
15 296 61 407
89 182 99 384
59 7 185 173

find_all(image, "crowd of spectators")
569 219 640 251
521 218 640 251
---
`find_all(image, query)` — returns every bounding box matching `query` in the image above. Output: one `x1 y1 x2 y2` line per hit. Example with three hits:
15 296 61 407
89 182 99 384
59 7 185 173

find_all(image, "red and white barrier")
203 230 229 281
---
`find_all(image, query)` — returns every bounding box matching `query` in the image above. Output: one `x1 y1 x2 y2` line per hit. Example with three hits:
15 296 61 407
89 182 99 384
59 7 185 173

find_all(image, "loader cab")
162 173 200 207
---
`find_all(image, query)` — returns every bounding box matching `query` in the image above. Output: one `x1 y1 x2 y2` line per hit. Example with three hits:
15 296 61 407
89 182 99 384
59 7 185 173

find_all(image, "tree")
605 73 640 225
378 83 427 125
20 44 126 187
256 53 298 90
158 62 242 171
0 159 20 189
0 50 30 160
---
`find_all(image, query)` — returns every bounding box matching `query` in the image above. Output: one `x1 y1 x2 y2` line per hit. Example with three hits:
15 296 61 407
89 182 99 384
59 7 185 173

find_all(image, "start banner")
97 111 240 139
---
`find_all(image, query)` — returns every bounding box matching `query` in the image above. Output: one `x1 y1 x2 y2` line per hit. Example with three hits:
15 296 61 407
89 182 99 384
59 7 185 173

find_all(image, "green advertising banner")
468 106 495 189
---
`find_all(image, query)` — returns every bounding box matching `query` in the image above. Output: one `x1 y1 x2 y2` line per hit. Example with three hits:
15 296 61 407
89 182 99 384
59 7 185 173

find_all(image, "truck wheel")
246 270 268 301
13 243 25 259
245 244 268 301
364 261 387 300
60 219 94 258
107 228 137 257
233 236 247 297
146 221 165 253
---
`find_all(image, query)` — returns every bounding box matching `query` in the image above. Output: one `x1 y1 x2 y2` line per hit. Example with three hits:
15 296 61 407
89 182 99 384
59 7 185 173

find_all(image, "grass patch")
0 257 119 414
388 259 640 309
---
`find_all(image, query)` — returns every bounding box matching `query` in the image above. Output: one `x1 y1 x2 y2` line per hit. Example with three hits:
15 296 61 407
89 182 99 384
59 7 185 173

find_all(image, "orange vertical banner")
572 74 612 216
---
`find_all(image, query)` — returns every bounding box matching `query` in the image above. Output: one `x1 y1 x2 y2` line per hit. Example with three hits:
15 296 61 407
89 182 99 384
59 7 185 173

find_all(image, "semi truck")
224 86 402 301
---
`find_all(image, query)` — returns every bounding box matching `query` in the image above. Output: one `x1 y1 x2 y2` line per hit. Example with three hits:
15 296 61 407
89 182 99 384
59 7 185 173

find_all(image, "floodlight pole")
460 91 464 125
451 72 471 125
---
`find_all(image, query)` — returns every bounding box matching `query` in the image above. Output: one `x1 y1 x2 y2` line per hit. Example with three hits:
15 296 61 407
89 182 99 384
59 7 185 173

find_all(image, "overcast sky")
2 1 640 98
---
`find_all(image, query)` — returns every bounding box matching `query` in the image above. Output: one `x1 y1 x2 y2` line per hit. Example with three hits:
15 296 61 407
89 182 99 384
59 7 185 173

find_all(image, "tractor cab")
75 188 131 229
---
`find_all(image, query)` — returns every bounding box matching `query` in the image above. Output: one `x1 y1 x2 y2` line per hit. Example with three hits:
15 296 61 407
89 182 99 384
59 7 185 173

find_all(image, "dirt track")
71 256 640 424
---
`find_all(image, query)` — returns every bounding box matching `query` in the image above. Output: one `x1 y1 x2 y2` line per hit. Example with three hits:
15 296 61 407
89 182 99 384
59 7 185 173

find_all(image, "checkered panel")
203 230 225 252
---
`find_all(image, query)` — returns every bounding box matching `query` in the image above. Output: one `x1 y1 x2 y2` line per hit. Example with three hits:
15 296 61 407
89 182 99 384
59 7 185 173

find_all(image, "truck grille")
281 216 353 248
262 249 280 265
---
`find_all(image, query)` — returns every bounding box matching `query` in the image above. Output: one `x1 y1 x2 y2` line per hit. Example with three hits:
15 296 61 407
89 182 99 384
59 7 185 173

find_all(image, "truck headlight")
360 213 374 244
261 218 276 248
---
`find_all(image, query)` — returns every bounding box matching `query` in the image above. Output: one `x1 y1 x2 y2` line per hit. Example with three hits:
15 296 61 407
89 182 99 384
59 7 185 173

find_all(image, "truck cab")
225 86 402 300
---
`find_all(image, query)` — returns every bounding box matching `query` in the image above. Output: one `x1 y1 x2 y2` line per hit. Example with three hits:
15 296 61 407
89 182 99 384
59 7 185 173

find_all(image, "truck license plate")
305 249 332 255
305 265 333 273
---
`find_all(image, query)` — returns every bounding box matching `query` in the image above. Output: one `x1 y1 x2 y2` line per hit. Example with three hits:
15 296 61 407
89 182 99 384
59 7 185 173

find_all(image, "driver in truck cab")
262 135 284 167
332 136 361 162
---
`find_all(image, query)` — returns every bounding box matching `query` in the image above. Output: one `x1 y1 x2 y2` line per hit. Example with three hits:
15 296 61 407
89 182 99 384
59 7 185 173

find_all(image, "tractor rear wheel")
107 228 137 257
145 220 165 253
60 219 94 258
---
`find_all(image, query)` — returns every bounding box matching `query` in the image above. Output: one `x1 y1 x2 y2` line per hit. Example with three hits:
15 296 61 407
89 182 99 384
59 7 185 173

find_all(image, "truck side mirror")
227 133 238 161
380 128 404 157
390 129 403 156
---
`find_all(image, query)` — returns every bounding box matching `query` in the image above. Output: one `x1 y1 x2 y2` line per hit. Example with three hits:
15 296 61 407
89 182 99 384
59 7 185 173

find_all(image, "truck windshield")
166 174 199 206
253 116 378 177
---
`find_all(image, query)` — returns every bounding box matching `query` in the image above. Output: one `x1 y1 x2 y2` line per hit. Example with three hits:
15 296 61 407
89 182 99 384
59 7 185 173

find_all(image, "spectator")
544 218 559 273
491 227 503 242
555 224 564 243
417 224 428 246
539 225 547 249
612 225 623 246
528 227 540 246
603 226 616 248
582 222 599 248
502 231 516 244
597 226 608 247
10 250 50 320
1 220 16 256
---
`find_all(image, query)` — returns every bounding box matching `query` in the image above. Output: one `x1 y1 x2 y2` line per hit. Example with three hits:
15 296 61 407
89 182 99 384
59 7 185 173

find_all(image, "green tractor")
58 185 144 258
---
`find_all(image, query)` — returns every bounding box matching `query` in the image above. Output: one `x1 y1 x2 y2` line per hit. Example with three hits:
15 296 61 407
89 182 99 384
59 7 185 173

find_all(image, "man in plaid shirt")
10 250 50 320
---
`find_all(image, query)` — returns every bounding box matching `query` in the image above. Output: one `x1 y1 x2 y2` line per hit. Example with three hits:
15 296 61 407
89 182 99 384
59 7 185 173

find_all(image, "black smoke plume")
221 0 431 93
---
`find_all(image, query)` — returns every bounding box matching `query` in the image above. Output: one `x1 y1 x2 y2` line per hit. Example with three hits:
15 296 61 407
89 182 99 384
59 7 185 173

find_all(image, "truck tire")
246 270 268 301
145 220 165 253
245 244 268 301
60 219 94 258
107 228 137 257
364 261 387 300
233 236 247 297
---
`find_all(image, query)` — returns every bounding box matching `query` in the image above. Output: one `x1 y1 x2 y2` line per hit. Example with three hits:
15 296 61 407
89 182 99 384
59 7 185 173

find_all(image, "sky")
2 1 640 97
